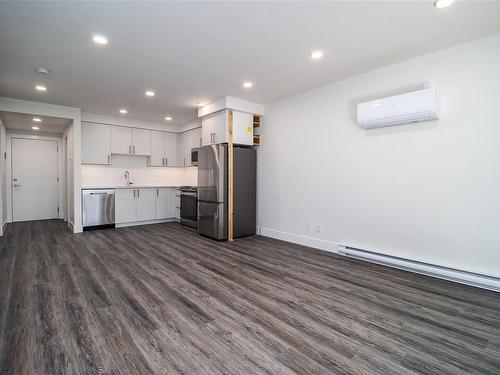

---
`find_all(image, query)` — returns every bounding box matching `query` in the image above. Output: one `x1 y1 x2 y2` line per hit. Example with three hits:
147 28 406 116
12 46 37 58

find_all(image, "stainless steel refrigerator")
197 144 256 240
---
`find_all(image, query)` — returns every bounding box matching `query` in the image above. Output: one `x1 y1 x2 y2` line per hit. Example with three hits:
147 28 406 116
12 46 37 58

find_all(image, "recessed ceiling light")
310 50 324 60
32 126 40 130
164 116 172 121
119 109 127 114
92 34 108 45
434 0 454 8
35 85 47 91
33 117 42 122
243 81 253 89
145 90 155 97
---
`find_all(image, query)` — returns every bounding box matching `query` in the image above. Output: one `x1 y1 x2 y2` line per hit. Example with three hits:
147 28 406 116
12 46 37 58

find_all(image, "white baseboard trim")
115 218 176 228
258 226 500 293
68 219 75 233
258 227 340 254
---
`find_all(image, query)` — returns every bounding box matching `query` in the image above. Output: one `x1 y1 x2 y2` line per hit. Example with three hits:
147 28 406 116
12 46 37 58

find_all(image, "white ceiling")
1 1 499 125
0 111 72 134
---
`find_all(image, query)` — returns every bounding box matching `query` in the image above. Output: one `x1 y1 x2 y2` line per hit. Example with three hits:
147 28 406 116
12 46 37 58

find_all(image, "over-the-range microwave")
191 148 199 166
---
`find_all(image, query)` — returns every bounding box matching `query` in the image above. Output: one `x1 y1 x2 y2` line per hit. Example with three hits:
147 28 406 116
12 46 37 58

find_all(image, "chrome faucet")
124 170 133 186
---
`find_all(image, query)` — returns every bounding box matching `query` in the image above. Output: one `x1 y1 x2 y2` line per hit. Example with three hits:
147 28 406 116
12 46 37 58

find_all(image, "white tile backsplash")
81 161 197 187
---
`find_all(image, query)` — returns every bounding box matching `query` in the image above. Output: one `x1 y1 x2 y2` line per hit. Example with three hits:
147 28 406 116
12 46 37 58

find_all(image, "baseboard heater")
338 245 500 293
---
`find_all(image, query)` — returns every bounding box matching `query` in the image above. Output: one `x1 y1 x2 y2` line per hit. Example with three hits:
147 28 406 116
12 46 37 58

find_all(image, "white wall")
178 119 202 132
0 117 5 235
258 33 500 278
0 97 82 232
64 124 75 226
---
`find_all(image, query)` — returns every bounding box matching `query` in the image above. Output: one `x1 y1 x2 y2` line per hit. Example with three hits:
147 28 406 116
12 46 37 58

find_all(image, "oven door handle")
181 192 198 197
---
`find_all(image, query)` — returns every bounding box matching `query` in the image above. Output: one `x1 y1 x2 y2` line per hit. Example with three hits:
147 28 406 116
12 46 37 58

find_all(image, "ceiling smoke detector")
34 67 50 75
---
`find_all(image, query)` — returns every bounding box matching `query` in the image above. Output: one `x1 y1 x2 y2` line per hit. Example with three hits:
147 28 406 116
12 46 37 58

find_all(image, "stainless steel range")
180 186 198 228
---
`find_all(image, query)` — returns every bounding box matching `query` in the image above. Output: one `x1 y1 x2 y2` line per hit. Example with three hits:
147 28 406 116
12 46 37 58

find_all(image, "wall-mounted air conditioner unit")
357 83 439 129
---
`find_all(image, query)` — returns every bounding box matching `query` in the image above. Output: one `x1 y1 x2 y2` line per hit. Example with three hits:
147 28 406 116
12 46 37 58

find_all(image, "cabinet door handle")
133 145 136 154
133 189 136 198
156 188 159 197
129 145 131 154
165 157 168 166
213 133 216 143
107 155 110 164
137 189 140 198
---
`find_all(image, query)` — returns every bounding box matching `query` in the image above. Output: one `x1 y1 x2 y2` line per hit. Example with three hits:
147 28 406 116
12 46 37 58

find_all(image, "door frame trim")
7 133 64 223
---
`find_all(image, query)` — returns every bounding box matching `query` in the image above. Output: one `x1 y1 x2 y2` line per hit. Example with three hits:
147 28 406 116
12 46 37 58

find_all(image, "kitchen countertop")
82 185 186 190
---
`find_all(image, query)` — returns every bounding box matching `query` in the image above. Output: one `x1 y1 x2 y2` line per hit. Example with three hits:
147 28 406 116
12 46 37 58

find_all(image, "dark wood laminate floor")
0 220 499 375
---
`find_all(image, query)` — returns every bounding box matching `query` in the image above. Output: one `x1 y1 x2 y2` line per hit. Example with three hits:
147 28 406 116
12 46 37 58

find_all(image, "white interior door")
12 138 59 222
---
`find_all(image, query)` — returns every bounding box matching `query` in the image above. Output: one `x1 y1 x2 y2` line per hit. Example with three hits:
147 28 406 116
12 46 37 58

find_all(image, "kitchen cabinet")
202 110 227 145
132 128 151 155
81 122 111 164
115 189 137 224
179 127 202 166
110 125 151 155
165 132 178 166
111 126 131 155
150 131 179 167
116 187 174 224
150 130 165 166
232 111 254 145
137 188 156 221
201 110 253 146
155 188 174 219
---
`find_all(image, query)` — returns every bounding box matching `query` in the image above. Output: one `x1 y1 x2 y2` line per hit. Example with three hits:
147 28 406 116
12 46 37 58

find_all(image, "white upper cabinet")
110 125 151 155
150 131 178 167
164 132 179 166
201 110 253 146
232 111 254 145
81 122 111 164
111 126 132 154
132 128 151 155
202 110 228 145
179 127 202 166
150 130 165 166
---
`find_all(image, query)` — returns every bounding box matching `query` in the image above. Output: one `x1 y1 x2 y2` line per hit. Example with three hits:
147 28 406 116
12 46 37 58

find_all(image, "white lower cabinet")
115 189 137 224
115 187 175 224
155 188 174 219
137 189 156 221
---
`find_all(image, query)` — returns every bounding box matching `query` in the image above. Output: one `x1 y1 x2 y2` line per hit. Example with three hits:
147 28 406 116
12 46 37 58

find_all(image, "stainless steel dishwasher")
82 189 115 229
